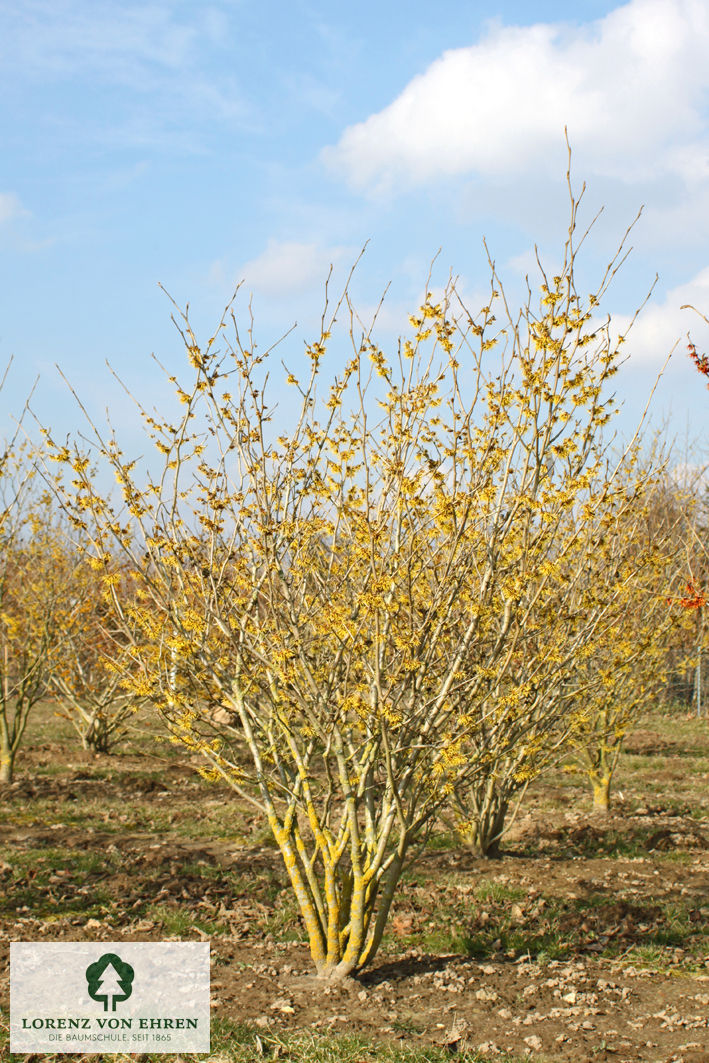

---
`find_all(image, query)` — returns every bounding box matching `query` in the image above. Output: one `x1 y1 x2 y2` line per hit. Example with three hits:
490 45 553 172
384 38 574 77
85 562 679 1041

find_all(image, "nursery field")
1 706 708 1063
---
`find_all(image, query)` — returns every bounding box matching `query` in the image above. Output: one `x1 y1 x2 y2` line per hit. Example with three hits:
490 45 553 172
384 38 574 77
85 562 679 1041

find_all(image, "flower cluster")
687 339 709 387
672 582 707 610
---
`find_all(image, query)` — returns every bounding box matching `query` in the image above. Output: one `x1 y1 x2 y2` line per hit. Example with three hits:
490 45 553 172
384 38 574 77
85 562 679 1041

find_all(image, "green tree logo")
85 953 134 1011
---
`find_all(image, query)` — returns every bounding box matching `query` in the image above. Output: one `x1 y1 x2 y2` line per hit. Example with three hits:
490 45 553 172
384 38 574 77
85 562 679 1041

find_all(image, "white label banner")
10 941 210 1054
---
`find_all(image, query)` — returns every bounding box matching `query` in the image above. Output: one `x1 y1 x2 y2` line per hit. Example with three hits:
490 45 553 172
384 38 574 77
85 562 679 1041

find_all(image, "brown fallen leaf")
391 913 415 935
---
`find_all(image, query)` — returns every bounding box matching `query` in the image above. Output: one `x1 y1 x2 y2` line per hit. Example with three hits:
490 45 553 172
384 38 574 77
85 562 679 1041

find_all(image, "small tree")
50 558 144 754
50 182 651 979
664 468 708 716
565 464 691 812
444 446 670 850
673 306 709 711
0 445 78 783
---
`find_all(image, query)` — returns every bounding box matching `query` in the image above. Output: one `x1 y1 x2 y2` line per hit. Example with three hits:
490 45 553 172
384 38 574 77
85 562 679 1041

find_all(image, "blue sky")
1 0 708 453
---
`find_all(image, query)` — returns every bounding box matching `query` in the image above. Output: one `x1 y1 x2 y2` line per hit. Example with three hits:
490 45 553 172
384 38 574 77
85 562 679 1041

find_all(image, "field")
1 705 708 1063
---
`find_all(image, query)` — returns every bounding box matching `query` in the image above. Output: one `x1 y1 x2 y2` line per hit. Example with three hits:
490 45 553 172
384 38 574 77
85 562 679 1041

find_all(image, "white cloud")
0 1 249 130
323 0 709 193
669 461 709 490
0 1 194 78
610 267 709 364
236 240 351 299
0 192 28 225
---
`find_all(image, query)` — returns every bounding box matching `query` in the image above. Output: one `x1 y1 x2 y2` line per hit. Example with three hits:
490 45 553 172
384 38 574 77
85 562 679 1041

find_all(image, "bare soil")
1 714 708 1063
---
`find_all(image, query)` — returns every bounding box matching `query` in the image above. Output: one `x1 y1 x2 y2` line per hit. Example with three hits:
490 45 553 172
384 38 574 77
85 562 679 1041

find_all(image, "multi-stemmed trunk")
0 692 35 785
590 767 613 813
0 743 13 784
227 686 421 981
583 709 624 815
450 769 529 858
